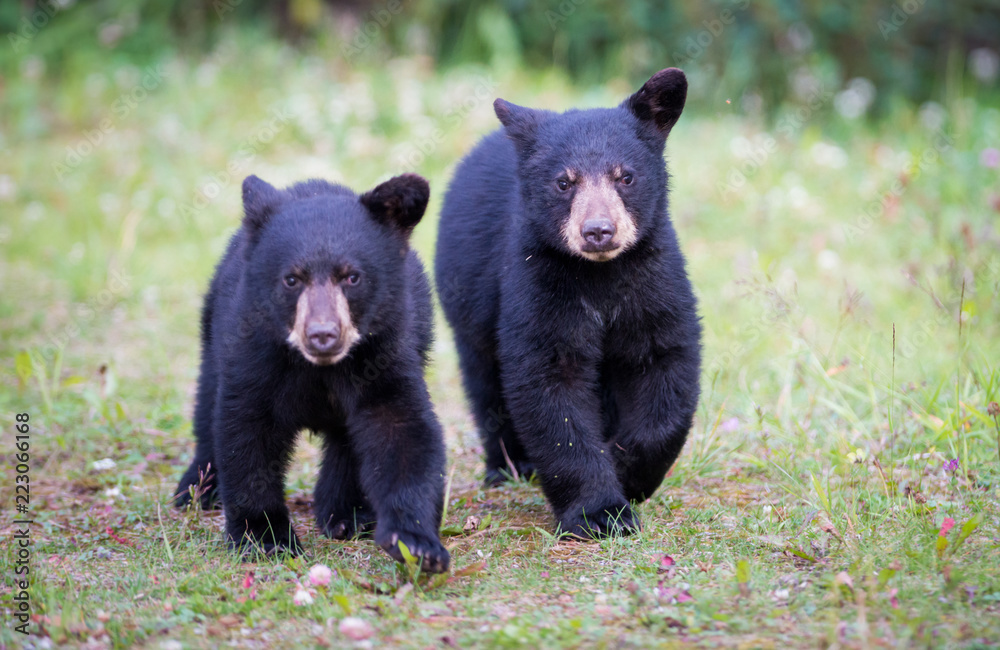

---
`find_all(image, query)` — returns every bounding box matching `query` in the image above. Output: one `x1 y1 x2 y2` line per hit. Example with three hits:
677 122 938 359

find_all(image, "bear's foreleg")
500 337 640 539
214 394 301 557
607 347 700 503
346 376 450 573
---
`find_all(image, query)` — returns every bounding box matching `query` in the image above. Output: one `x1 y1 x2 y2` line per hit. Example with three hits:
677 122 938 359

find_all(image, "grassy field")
2 31 1000 648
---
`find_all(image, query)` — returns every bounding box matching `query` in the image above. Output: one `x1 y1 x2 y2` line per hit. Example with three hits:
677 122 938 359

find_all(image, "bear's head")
494 68 687 262
239 173 429 365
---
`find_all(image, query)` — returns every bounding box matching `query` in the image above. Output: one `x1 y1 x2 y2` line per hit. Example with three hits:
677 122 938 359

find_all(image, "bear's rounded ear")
622 68 688 139
494 98 543 154
360 173 430 238
242 175 283 233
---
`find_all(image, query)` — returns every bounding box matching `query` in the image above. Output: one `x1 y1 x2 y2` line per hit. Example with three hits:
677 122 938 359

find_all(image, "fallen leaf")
450 560 488 579
217 614 241 628
735 559 751 597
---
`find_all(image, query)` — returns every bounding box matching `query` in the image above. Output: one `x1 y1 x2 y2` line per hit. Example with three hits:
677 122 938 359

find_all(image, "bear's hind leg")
175 353 221 509
314 433 376 540
455 334 533 486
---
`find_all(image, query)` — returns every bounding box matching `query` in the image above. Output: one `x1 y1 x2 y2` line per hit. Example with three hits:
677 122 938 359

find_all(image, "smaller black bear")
436 68 701 539
175 173 449 572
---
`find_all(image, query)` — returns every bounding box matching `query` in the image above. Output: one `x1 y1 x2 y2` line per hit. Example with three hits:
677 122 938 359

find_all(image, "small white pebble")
92 458 117 471
817 249 840 271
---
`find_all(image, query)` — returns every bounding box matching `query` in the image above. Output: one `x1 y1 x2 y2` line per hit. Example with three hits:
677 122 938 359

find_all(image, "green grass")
2 30 1000 648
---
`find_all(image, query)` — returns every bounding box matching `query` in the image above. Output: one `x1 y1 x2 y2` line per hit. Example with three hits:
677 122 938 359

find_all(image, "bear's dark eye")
346 272 361 286
620 173 634 186
556 178 570 192
283 275 299 288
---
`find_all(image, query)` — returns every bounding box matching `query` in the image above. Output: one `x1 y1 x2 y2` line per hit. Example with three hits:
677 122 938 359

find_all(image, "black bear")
175 173 449 572
435 68 701 538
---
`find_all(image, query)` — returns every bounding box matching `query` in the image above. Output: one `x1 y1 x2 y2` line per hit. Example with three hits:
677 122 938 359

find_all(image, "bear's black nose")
306 322 341 353
582 219 617 249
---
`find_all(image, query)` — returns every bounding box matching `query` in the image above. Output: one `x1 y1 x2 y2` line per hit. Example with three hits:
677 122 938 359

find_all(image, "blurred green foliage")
2 0 999 113
411 0 1000 109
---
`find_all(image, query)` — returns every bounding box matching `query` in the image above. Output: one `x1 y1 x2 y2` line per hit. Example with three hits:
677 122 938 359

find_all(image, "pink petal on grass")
654 582 695 604
719 417 740 432
659 554 676 569
241 570 255 589
308 564 334 587
939 517 956 536
540 571 549 578
293 588 314 606
889 588 899 609
106 527 132 546
339 617 375 640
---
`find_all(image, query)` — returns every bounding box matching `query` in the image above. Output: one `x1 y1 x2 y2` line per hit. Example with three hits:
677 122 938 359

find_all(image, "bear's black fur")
435 68 701 538
175 173 449 572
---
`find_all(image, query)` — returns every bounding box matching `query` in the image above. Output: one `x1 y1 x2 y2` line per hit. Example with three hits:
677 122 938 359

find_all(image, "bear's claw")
377 527 451 574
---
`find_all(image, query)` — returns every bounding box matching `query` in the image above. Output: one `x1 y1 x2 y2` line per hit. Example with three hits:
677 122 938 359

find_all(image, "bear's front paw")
319 506 377 540
558 502 641 539
226 519 303 558
376 526 450 574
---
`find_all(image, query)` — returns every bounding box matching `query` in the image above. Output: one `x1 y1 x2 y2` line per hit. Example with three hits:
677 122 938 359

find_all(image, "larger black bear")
435 68 701 538
175 173 449 572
